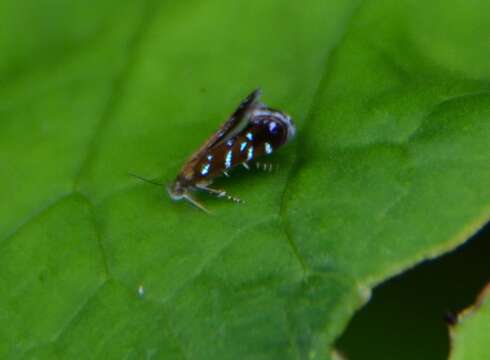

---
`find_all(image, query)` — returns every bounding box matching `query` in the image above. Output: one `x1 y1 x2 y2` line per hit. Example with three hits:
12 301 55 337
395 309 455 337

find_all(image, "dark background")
337 222 490 359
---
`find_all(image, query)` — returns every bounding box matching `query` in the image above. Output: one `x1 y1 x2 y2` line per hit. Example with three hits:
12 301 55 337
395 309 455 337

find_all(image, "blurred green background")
1 0 490 359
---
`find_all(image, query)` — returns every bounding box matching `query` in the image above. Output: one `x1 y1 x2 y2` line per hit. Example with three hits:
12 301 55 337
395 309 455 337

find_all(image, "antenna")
128 173 164 187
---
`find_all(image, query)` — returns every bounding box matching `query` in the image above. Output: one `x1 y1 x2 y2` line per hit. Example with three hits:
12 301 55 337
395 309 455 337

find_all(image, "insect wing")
208 88 263 149
177 88 264 176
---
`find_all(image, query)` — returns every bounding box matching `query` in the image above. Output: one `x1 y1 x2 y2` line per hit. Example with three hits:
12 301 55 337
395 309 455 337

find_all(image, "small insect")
166 88 296 213
132 89 295 213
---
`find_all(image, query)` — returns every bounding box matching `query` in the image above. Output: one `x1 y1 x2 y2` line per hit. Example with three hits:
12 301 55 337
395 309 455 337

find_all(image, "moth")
166 89 295 213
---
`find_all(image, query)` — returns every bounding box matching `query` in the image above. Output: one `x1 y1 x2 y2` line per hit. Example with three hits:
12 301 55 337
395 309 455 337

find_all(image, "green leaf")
449 284 490 360
1 0 489 359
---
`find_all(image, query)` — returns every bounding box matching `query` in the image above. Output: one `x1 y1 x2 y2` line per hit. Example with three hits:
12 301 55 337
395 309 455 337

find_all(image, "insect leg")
197 185 243 203
183 193 211 214
255 161 275 172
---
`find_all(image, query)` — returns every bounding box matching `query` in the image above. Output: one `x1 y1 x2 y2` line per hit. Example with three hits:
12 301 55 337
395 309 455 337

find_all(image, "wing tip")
251 87 262 100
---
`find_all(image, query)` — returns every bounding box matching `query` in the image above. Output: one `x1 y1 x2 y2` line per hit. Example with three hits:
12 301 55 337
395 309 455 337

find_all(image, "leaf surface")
1 0 489 358
449 284 490 360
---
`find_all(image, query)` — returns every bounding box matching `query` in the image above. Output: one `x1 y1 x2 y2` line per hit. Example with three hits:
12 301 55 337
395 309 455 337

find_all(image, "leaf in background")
336 224 490 360
449 283 490 360
0 0 489 359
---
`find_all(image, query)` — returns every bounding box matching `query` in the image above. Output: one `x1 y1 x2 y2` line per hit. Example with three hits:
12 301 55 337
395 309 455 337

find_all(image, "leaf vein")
73 0 161 192
279 0 366 276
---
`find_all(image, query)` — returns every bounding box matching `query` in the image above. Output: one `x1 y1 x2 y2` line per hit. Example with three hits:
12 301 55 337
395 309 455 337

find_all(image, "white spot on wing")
225 150 233 169
201 163 211 175
247 147 254 161
269 121 278 133
265 142 273 154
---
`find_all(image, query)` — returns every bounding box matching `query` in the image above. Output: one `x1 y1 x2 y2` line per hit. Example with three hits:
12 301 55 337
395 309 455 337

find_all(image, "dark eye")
268 121 278 135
